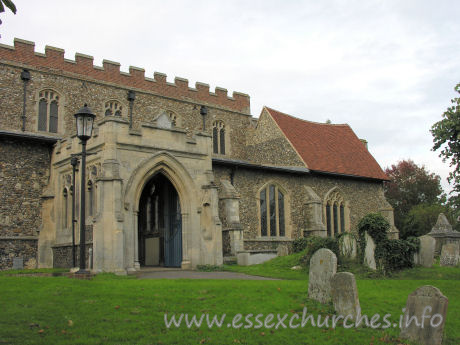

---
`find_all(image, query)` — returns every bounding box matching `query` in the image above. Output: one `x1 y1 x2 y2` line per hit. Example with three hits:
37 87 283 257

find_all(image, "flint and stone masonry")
0 38 397 272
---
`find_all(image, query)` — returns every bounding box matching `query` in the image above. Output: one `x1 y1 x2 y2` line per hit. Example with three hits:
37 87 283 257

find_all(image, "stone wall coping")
51 242 93 248
244 238 293 242
97 117 130 126
141 122 188 134
428 232 460 238
0 236 38 240
237 249 278 254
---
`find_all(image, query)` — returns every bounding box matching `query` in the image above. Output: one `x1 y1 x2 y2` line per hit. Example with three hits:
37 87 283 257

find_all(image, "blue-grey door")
164 194 182 267
138 173 182 267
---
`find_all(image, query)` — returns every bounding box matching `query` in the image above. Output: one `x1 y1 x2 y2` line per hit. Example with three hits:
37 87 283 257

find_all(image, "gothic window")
212 121 225 154
323 188 349 237
259 184 286 237
105 100 123 116
326 203 331 237
38 90 60 133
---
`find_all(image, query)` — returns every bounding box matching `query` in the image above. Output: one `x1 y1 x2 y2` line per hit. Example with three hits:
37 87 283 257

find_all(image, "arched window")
212 120 225 155
259 184 286 237
323 188 349 237
63 188 69 228
105 100 123 117
38 90 60 133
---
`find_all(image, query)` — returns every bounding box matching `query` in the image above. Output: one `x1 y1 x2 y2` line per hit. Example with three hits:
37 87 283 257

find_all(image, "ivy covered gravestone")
358 213 419 273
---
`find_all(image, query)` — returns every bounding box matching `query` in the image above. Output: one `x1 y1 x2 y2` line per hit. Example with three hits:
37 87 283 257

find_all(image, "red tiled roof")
265 107 388 181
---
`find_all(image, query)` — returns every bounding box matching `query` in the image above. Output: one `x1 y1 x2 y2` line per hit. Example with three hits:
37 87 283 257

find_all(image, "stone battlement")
0 38 250 114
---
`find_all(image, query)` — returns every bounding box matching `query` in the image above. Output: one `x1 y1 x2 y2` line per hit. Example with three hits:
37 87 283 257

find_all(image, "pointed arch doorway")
138 173 182 267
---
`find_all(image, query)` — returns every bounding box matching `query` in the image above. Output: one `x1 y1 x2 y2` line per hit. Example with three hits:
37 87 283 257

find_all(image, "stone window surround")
104 99 126 117
323 187 350 237
257 181 291 239
57 164 99 234
35 88 64 134
212 120 229 156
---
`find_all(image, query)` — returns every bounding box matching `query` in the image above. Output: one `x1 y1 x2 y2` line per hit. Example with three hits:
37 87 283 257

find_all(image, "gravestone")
440 243 459 267
12 257 23 270
418 235 435 267
277 244 289 257
363 232 376 270
331 272 361 320
428 213 460 255
308 248 337 304
430 213 453 233
340 234 357 259
400 285 448 345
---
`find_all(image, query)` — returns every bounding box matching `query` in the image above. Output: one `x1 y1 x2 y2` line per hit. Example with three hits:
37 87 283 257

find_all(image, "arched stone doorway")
138 173 182 267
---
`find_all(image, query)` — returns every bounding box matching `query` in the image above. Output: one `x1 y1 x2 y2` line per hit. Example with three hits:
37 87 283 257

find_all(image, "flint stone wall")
0 138 50 269
213 166 390 250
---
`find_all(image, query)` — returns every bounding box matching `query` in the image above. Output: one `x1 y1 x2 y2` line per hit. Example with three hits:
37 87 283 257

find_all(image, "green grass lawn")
0 262 459 345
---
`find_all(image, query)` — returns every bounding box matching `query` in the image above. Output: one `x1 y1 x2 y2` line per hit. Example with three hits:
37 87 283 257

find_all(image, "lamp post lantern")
74 104 95 274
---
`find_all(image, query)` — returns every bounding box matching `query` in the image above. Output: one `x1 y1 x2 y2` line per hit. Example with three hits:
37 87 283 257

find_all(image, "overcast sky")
1 0 459 193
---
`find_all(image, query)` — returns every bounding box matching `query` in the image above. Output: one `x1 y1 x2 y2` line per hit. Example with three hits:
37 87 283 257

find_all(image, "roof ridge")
264 106 350 127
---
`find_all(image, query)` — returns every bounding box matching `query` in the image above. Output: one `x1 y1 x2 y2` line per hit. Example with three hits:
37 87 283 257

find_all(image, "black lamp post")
74 104 96 274
70 156 79 268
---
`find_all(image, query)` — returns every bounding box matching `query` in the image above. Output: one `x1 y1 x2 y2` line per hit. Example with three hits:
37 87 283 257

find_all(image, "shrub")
357 213 389 245
292 237 309 253
375 237 420 272
298 236 340 268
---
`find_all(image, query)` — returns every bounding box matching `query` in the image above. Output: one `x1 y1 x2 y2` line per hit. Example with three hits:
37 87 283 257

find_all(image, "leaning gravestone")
12 257 23 270
308 248 337 304
331 272 361 320
440 243 459 267
418 235 435 268
340 234 357 259
400 285 448 345
363 232 376 270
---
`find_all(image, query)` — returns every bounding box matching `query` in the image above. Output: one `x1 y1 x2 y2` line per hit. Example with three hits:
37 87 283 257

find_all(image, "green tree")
0 0 16 36
431 82 460 207
384 159 446 236
403 204 448 238
0 0 16 14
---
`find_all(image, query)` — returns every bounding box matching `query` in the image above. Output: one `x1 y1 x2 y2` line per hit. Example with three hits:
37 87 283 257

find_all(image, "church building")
0 38 398 273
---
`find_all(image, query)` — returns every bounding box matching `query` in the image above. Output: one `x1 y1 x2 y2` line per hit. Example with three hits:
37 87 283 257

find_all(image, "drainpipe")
127 90 136 129
20 69 31 131
200 105 208 131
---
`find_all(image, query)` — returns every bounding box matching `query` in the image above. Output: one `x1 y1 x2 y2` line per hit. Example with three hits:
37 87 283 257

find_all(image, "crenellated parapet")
0 38 251 114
